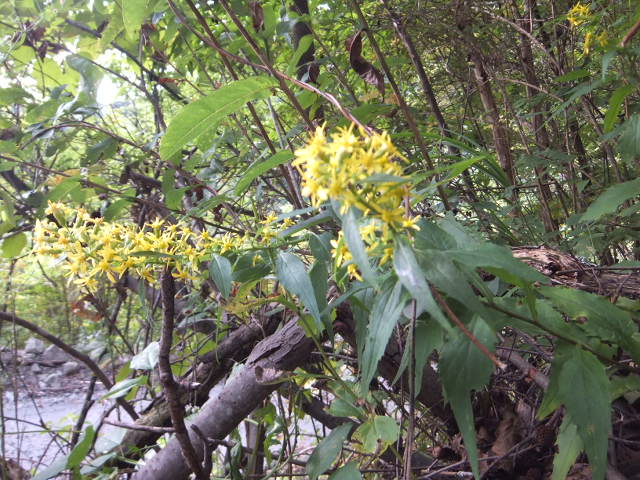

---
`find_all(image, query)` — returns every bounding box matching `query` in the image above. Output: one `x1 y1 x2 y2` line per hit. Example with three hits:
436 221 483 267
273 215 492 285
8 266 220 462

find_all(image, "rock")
24 337 45 354
39 345 70 366
76 338 106 361
43 372 63 387
0 350 17 365
20 352 37 365
62 361 81 376
30 363 42 374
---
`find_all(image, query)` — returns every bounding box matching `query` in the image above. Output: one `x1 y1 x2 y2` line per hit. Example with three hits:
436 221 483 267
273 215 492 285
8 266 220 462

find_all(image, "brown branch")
430 287 506 370
104 420 175 434
621 18 640 47
158 268 207 480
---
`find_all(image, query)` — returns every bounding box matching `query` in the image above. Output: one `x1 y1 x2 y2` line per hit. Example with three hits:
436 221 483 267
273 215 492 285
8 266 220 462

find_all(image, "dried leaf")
250 1 264 32
346 30 385 96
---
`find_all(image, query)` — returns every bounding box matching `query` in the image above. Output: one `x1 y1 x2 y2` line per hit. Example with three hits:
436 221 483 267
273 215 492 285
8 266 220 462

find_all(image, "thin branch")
158 268 207 480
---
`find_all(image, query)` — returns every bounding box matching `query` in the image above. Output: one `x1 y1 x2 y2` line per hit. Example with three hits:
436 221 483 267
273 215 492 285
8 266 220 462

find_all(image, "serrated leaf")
306 422 353 479
235 150 293 195
276 252 322 328
558 348 610 480
210 254 233 299
580 177 640 222
67 425 95 469
360 280 407 396
439 317 496 480
1 232 26 258
160 77 277 163
130 341 160 370
329 461 362 480
343 208 378 288
352 416 400 453
552 416 583 480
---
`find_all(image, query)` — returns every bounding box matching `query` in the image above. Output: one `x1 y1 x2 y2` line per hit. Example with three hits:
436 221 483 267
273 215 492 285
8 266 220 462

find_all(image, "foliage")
1 0 640 479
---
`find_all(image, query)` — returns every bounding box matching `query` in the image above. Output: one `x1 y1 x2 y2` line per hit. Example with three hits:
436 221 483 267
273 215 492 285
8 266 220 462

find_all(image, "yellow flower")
346 263 363 281
567 2 590 27
583 31 594 54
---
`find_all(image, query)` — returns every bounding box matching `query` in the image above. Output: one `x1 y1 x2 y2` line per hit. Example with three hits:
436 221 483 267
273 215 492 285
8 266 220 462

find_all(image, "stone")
62 361 81 376
24 337 45 354
30 363 42 374
43 372 63 387
20 352 37 365
39 345 70 366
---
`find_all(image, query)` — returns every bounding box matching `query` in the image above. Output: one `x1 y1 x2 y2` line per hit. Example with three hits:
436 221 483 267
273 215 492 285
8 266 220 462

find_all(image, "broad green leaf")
610 374 640 401
33 457 68 480
276 252 322 328
618 114 640 160
1 232 27 258
122 0 149 38
160 77 277 163
309 232 332 263
552 416 583 480
306 422 352 480
329 461 362 480
393 238 429 313
558 347 610 480
604 85 634 133
580 177 640 222
352 416 400 453
67 54 103 102
210 254 233 300
328 398 364 419
104 199 132 221
0 87 32 104
130 341 160 370
233 253 270 283
309 260 329 326
343 208 378 288
540 286 640 360
393 318 443 397
67 425 95 469
102 376 147 399
439 317 496 480
235 151 293 195
448 243 548 287
360 280 407 396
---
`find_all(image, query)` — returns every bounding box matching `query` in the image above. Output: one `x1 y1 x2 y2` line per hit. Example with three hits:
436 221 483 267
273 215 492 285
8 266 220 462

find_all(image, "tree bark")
132 319 314 480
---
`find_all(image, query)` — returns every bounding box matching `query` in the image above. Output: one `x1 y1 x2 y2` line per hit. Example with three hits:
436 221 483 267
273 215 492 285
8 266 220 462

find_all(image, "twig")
158 268 207 480
430 287 506 370
70 376 97 447
621 18 640 47
103 420 175 434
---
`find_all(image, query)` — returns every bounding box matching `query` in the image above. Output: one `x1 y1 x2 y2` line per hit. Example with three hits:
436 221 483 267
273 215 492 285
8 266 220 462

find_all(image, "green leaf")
352 416 400 453
329 461 362 480
122 0 149 38
67 425 95 469
618 114 640 160
276 252 322 328
360 280 407 396
1 232 27 258
552 416 583 480
103 198 132 221
130 341 160 370
102 376 147 399
33 457 68 480
0 87 32 105
160 77 277 163
343 209 378 288
558 348 610 480
540 286 640 360
580 177 640 222
604 85 634 133
235 151 293 195
306 422 353 480
439 317 496 480
210 254 233 300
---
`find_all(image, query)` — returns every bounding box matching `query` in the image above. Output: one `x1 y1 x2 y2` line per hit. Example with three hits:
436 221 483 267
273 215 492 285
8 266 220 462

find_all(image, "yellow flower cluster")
34 202 291 291
293 126 419 279
567 2 591 27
